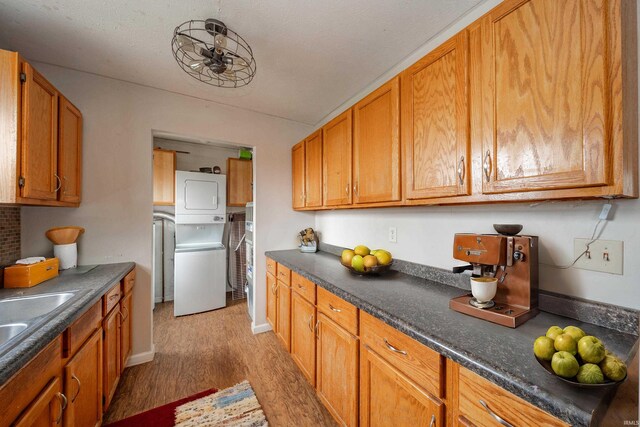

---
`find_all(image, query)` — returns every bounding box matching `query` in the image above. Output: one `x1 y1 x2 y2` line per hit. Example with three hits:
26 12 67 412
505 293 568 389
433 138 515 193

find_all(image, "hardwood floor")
103 299 337 426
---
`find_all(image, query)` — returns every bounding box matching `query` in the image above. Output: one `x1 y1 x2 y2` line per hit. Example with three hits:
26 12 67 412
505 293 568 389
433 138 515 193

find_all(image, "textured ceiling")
0 0 483 125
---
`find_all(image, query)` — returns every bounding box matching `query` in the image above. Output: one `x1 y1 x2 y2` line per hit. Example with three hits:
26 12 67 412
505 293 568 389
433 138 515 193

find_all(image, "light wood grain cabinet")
304 130 323 208
120 292 133 372
266 271 278 331
402 31 470 200
360 345 444 427
152 148 176 206
226 158 253 207
323 109 353 207
290 290 316 386
13 376 65 427
0 49 83 207
292 141 306 209
276 280 291 352
64 329 103 427
102 306 120 412
476 0 616 195
353 76 401 204
316 312 359 427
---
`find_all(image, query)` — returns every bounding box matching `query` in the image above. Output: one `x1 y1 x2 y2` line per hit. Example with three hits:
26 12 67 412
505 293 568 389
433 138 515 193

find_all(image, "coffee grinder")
449 226 539 328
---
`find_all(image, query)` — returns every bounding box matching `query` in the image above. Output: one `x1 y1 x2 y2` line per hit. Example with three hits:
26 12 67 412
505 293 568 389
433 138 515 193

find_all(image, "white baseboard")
126 345 155 367
251 322 272 334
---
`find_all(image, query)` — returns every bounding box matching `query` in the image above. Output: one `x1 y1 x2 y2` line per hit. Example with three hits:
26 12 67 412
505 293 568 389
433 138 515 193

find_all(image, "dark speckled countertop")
0 262 135 385
266 249 638 427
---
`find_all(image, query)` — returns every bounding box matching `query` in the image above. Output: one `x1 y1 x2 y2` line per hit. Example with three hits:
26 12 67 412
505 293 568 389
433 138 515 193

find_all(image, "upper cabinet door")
20 62 59 201
304 130 323 207
227 158 253 207
402 31 470 200
292 141 306 209
353 77 401 204
479 0 610 194
58 96 82 204
152 149 176 206
323 109 353 207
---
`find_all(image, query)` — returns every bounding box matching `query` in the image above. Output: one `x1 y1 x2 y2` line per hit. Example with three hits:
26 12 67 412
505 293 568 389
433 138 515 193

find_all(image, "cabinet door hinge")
19 73 26 83
18 176 25 188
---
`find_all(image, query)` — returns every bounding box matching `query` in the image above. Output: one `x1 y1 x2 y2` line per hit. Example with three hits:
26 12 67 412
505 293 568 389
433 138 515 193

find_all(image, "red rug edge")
103 388 218 427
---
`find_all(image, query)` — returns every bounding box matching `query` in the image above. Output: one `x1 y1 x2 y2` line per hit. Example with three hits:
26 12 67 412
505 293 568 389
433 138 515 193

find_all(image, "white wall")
21 63 314 361
315 0 640 311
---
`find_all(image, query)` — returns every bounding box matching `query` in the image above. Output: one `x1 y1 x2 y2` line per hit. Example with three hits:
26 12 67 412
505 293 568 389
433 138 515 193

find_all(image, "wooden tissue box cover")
4 258 59 288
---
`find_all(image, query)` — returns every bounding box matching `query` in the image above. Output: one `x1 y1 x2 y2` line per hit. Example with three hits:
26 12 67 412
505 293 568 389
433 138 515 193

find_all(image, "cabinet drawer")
317 287 358 335
0 336 62 426
266 257 277 276
291 272 316 304
360 311 443 399
276 263 291 284
122 268 135 294
63 300 101 358
458 366 569 427
103 283 122 315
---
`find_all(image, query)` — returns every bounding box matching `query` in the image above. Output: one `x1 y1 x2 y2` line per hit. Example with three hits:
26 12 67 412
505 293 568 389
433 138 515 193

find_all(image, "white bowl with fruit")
340 245 393 275
533 325 627 387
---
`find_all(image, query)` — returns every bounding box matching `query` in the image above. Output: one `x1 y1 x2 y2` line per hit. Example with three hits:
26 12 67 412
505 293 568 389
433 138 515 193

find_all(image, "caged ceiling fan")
171 18 256 88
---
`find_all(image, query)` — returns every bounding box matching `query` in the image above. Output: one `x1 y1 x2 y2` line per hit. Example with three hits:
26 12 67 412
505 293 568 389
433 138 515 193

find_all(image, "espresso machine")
449 229 539 328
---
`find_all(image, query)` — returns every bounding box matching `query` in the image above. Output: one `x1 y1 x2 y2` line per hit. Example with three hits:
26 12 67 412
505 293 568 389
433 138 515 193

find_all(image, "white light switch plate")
388 227 397 243
573 239 623 275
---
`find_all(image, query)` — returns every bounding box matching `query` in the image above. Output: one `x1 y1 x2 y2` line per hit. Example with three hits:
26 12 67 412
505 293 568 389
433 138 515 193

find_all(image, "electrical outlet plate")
388 227 397 243
573 239 623 275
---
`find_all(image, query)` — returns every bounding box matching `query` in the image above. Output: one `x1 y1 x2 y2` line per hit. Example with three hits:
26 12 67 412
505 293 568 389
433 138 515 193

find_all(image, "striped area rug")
175 381 268 426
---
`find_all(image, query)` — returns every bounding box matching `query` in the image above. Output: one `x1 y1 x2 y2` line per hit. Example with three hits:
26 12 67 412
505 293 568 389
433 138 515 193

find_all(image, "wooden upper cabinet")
353 76 401 204
58 96 82 204
477 0 612 194
402 31 470 200
292 141 305 209
152 148 176 206
304 130 323 207
323 109 353 206
20 62 59 201
227 158 252 207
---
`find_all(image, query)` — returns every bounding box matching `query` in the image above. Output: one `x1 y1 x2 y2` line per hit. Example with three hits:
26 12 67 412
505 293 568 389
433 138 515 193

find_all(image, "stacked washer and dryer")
173 171 227 316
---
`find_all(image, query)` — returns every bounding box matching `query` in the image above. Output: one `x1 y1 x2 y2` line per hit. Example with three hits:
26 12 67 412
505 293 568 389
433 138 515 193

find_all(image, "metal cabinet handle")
122 305 129 321
383 338 407 356
271 283 277 295
117 310 124 325
457 156 465 186
315 320 320 339
479 400 513 427
71 374 81 403
429 414 436 427
483 150 492 183
345 184 349 195
328 304 341 313
307 314 314 333
54 174 62 192
55 392 67 424
297 283 306 291
109 293 120 301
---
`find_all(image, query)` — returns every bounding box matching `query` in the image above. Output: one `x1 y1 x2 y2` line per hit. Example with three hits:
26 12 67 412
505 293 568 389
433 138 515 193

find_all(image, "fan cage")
172 19 257 88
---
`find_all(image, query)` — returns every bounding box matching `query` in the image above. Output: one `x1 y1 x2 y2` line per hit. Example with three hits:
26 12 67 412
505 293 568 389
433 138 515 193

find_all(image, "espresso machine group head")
449 232 539 328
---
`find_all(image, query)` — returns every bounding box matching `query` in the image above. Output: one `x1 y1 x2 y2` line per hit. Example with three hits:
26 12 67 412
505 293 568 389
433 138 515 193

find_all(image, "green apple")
578 336 606 364
563 326 586 342
533 336 556 361
341 249 355 265
576 363 604 384
354 245 370 257
551 351 580 378
600 354 627 381
554 333 578 355
545 326 564 341
351 255 365 272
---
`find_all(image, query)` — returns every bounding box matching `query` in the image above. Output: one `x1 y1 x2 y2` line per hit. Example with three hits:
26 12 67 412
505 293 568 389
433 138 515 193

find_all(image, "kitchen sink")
0 291 76 355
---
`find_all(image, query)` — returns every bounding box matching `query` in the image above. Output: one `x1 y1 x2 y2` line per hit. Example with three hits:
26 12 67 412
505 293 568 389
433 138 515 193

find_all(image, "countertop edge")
266 250 603 426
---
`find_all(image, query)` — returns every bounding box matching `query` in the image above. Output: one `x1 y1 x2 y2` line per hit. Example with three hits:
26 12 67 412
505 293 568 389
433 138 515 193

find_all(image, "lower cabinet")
120 291 133 372
102 303 121 412
64 329 103 427
266 272 278 331
316 312 359 427
360 344 443 427
290 290 316 386
275 281 291 351
13 376 65 427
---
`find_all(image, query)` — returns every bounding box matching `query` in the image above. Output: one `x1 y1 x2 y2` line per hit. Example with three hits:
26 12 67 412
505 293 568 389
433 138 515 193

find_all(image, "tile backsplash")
0 207 20 266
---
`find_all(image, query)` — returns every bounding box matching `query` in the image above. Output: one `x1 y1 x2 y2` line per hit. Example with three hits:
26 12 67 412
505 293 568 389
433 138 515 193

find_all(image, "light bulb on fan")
214 34 227 53
176 34 197 53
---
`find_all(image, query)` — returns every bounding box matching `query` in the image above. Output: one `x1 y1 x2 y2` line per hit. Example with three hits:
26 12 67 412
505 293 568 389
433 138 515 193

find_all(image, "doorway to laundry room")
151 133 254 320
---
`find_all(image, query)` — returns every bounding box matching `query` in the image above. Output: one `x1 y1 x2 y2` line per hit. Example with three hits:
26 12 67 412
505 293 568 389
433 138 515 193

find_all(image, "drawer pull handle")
55 392 67 424
328 304 341 313
46 266 54 271
383 338 407 356
308 314 314 333
71 374 81 403
429 414 436 427
479 400 513 427
109 293 120 301
297 284 306 291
